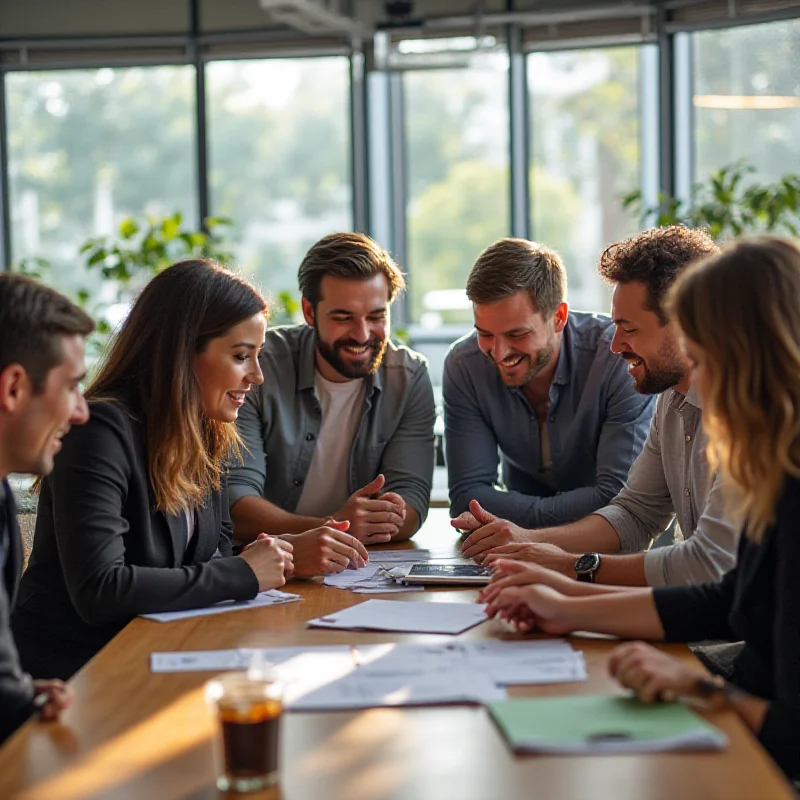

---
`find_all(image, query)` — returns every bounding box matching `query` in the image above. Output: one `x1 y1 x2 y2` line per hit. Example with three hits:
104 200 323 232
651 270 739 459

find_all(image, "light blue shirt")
443 311 655 528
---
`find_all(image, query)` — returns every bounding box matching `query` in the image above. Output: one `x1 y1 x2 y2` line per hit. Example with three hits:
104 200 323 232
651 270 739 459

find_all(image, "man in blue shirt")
444 238 653 528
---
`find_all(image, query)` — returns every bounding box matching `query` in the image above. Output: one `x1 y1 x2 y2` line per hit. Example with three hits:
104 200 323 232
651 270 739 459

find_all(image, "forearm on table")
392 506 420 542
231 495 325 542
535 514 623 554
561 589 664 639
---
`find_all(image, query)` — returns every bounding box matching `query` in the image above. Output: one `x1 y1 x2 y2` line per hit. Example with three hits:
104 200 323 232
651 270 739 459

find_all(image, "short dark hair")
0 273 95 392
466 238 566 318
598 226 719 324
297 232 406 306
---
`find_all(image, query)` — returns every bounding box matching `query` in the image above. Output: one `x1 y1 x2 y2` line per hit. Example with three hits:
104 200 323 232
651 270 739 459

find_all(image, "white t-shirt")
184 507 196 548
294 372 366 518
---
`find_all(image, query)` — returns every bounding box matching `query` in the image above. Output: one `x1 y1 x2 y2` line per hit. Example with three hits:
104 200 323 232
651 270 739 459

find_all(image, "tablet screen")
407 565 492 578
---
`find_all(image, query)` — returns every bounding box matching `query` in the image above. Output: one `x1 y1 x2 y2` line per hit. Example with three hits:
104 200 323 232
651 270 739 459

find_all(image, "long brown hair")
87 259 267 514
669 236 800 540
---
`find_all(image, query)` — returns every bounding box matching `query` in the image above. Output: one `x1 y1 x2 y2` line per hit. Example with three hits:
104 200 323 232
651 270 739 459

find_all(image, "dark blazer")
11 398 259 680
654 474 800 783
0 479 35 744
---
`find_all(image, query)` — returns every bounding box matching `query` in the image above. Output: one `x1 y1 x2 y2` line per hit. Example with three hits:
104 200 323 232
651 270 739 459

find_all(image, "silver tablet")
402 564 493 586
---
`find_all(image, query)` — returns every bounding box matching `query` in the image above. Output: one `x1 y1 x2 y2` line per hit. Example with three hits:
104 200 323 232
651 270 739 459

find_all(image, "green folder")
488 694 728 754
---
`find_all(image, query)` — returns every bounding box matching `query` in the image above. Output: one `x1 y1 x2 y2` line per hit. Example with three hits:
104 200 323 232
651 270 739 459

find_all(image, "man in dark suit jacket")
0 273 94 744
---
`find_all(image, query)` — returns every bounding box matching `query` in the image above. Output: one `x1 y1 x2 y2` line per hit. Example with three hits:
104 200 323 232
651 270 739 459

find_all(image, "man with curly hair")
456 226 741 588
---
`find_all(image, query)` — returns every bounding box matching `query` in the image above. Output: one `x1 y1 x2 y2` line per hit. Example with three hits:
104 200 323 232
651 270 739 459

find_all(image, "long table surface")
0 510 793 800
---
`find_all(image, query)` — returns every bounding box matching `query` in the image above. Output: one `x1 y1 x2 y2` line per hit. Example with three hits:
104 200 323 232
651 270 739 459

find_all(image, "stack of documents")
488 694 728 754
321 550 479 593
322 550 435 593
151 640 587 711
322 563 423 594
139 589 300 623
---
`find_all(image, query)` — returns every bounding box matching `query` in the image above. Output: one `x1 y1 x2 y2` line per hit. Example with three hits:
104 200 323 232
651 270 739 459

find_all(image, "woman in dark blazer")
11 260 293 680
481 237 800 785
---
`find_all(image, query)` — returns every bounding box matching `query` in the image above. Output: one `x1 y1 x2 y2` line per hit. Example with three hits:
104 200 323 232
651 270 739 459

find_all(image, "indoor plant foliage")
622 161 800 241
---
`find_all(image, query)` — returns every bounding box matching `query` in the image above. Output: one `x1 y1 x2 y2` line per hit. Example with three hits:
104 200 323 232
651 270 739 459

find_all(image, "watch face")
575 553 600 573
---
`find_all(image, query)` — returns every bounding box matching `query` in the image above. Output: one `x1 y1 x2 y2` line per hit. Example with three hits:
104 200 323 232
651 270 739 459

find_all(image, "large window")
7 67 197 298
694 19 800 184
206 57 352 299
528 46 645 314
404 57 510 329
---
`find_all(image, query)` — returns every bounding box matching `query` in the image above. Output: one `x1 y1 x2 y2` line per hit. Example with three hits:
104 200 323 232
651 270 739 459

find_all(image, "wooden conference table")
0 510 793 800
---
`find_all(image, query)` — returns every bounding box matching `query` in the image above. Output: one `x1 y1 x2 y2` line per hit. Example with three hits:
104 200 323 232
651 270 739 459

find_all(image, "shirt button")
294 479 303 487
685 434 692 442
685 488 691 497
306 433 315 441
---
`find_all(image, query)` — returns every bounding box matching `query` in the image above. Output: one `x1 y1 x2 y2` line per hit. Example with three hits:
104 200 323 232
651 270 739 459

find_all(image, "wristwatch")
574 553 602 583
694 674 734 710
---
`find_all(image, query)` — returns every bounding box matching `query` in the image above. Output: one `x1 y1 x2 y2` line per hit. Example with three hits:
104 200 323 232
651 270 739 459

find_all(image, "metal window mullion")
190 0 209 230
350 47 369 233
508 24 530 240
389 70 408 327
673 32 694 205
0 72 10 270
656 4 676 199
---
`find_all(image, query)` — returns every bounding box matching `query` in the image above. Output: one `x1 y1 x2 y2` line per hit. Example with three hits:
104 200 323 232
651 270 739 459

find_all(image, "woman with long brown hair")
11 259 293 680
481 236 800 784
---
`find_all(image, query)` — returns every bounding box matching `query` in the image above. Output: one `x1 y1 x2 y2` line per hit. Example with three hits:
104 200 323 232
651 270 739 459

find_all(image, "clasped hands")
451 499 577 573
247 474 406 578
479 559 715 707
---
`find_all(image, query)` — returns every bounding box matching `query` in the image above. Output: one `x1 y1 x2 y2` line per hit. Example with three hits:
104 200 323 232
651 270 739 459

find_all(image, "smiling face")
194 313 266 423
303 273 391 382
0 333 90 477
473 290 567 388
610 280 689 395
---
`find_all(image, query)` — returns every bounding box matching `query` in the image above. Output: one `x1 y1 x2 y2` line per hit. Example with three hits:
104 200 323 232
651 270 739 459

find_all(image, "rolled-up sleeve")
381 366 436 525
643 470 739 587
594 410 675 553
228 388 268 508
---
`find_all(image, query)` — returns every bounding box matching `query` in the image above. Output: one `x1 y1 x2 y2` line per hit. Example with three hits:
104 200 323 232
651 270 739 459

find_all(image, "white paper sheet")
307 599 488 635
150 645 354 674
367 549 432 563
352 641 586 685
289 667 506 711
139 589 300 623
352 585 424 594
150 640 587 703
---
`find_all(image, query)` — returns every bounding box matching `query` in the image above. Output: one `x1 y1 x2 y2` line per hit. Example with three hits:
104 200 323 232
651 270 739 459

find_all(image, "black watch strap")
574 552 601 583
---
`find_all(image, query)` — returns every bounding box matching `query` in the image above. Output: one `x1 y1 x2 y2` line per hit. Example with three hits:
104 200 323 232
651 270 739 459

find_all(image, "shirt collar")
551 318 573 387
684 385 701 409
669 384 701 411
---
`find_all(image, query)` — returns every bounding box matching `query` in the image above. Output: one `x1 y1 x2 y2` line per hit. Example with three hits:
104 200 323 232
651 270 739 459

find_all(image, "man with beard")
455 226 740 588
444 238 654 530
228 233 434 576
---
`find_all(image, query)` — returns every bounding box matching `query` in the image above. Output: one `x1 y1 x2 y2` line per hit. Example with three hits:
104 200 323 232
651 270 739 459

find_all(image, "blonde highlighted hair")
87 259 267 515
669 236 800 540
